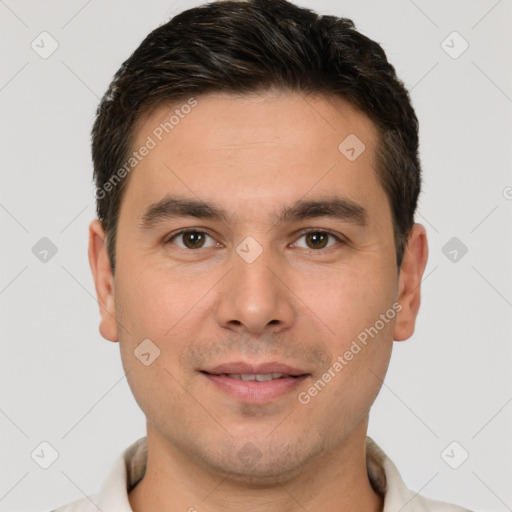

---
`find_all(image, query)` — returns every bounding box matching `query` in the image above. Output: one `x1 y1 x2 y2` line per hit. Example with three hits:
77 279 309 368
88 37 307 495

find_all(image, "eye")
166 230 219 250
292 230 342 250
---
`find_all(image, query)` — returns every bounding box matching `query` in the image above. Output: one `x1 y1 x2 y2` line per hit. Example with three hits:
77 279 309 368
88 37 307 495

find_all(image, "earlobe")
393 224 429 342
88 219 119 342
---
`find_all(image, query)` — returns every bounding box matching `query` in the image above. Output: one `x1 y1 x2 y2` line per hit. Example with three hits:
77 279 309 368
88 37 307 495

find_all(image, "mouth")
205 372 299 381
200 362 310 404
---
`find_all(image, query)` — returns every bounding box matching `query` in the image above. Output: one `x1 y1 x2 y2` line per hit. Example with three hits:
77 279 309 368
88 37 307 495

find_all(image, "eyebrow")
138 194 368 230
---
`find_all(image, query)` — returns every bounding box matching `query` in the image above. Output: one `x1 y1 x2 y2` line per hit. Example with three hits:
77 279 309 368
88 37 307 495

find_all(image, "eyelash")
164 229 345 252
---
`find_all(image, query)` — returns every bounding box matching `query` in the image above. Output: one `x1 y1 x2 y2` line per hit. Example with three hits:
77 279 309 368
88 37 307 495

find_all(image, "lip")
203 361 308 376
202 373 309 404
200 361 310 404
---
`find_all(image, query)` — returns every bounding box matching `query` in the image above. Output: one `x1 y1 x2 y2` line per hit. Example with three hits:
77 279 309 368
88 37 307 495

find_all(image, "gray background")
1 0 511 511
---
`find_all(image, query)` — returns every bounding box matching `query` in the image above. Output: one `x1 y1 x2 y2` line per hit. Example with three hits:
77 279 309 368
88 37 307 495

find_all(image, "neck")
128 420 383 512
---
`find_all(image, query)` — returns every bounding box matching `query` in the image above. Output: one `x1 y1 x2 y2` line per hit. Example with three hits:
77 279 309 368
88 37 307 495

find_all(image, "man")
54 0 472 510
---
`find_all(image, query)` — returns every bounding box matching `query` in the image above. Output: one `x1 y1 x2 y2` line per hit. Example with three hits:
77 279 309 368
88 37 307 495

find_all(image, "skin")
89 90 428 512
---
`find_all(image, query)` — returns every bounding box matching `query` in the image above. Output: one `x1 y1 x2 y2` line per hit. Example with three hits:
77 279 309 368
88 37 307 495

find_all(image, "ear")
393 223 429 341
88 219 119 342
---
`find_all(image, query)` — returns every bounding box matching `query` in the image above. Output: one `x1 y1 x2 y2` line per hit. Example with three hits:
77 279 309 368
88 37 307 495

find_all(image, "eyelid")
294 227 345 240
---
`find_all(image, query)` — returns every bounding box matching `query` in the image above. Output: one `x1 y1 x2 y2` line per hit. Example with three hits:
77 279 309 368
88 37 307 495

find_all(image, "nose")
215 245 296 336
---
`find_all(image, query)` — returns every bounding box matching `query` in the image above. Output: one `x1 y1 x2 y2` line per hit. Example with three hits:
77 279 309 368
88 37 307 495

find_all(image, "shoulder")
410 493 474 512
365 437 474 512
49 437 147 512
50 493 101 512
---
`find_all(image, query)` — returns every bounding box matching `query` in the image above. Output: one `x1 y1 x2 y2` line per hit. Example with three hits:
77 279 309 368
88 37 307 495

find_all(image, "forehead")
122 91 384 222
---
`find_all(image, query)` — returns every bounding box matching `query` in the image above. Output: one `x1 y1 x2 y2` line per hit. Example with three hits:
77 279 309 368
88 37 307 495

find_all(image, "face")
89 90 427 484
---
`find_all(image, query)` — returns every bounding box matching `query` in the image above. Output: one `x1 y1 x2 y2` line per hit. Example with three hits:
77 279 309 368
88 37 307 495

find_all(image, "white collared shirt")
53 437 472 512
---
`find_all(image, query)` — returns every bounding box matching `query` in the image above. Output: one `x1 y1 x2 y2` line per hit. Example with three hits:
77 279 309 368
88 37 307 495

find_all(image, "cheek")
113 267 196 420
301 307 394 431
303 262 398 352
114 262 203 341
299 262 397 412
113 262 219 394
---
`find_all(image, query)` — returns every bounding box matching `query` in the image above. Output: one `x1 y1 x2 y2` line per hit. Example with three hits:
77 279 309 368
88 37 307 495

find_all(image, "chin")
195 436 325 487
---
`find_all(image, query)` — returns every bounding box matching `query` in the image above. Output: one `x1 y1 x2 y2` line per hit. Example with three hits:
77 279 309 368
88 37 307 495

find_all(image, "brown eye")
168 230 216 249
305 232 329 249
293 231 341 250
182 231 206 249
